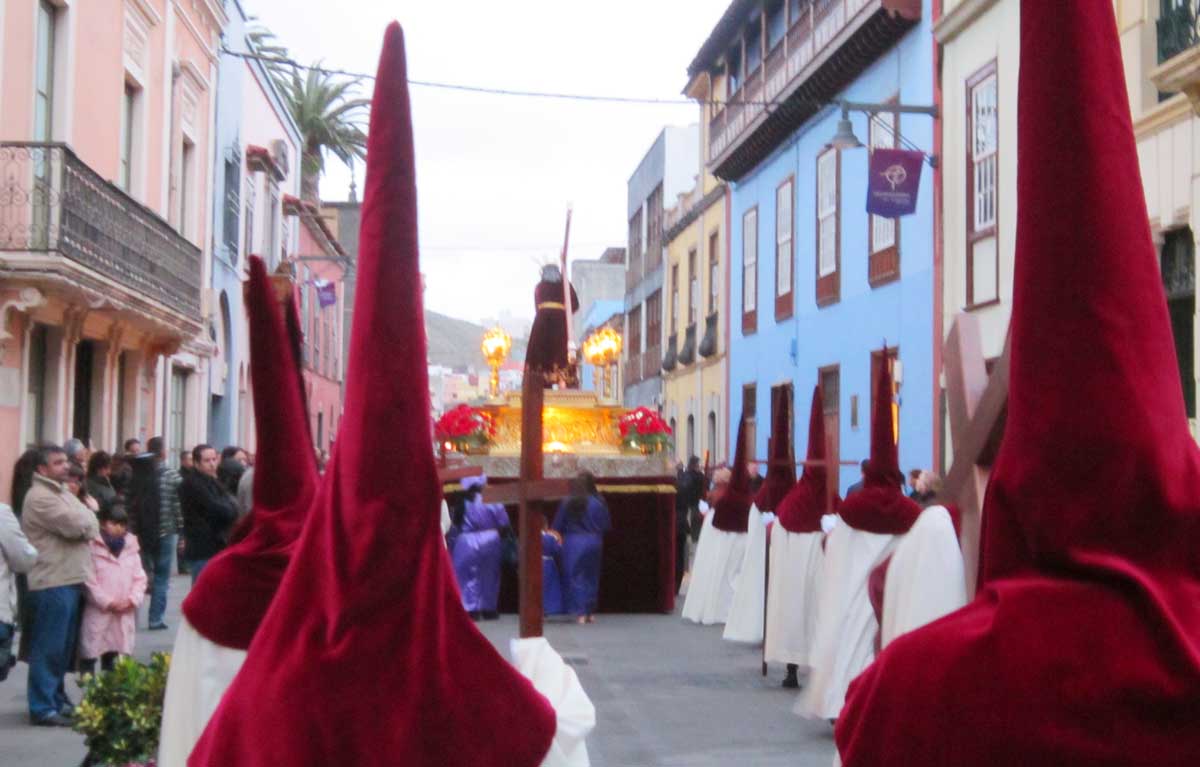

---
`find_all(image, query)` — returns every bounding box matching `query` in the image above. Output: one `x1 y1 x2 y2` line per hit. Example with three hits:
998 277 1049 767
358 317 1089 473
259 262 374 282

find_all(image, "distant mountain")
425 310 527 370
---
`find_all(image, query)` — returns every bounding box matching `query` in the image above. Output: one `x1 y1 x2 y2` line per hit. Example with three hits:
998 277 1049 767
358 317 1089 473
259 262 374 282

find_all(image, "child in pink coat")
79 504 147 674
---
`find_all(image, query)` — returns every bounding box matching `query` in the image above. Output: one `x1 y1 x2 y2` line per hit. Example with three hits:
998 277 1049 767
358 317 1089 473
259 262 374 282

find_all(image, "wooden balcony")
0 142 203 324
707 0 920 181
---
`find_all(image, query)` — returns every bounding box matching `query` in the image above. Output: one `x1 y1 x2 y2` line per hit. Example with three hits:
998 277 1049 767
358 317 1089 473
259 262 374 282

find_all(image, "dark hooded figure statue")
526 263 579 387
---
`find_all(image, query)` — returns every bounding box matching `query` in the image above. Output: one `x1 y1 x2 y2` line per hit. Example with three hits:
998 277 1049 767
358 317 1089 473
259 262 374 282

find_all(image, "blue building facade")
690 0 934 494
207 2 302 448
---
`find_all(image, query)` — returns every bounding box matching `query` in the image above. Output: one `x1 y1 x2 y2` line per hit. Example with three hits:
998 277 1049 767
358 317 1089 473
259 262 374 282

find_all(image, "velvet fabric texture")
776 386 839 533
835 3 1200 764
190 25 556 767
753 388 795 512
713 417 754 533
836 356 920 536
526 279 580 375
180 256 318 651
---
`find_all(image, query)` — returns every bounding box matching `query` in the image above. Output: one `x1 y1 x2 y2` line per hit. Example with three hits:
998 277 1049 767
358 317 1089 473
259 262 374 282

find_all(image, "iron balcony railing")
1158 1 1200 64
0 142 202 317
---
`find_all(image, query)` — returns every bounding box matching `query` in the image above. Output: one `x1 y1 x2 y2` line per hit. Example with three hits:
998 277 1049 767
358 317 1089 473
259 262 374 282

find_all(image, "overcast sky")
242 0 730 325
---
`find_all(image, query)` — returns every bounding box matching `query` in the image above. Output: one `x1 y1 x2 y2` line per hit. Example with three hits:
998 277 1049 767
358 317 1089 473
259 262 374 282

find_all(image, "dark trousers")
26 585 82 720
141 533 177 626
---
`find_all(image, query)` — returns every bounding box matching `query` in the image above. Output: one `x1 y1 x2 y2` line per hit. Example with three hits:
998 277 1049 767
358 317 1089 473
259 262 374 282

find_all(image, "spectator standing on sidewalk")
0 500 37 682
85 452 117 512
21 444 99 727
179 445 238 585
78 504 146 675
128 437 182 631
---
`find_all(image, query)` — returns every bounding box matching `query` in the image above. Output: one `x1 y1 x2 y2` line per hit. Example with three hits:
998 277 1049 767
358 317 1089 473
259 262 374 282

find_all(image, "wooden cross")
481 368 572 638
940 312 1009 596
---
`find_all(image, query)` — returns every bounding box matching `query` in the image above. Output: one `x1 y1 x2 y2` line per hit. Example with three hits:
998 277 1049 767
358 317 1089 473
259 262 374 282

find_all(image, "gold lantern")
582 326 623 402
480 327 512 399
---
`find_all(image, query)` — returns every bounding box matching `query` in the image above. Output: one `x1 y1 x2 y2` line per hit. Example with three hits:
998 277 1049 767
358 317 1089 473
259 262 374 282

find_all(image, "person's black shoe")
782 663 801 689
32 713 73 727
482 610 500 621
148 622 169 631
468 611 483 622
58 703 76 719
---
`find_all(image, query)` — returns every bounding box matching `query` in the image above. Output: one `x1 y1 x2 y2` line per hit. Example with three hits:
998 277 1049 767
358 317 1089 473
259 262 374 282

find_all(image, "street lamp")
480 327 512 399
583 327 623 402
828 99 939 165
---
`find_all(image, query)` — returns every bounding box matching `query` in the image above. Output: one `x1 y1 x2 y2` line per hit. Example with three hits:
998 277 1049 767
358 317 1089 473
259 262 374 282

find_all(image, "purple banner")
866 148 924 217
315 280 338 308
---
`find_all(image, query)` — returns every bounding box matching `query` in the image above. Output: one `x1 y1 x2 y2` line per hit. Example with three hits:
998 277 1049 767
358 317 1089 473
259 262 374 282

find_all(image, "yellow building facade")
662 72 728 466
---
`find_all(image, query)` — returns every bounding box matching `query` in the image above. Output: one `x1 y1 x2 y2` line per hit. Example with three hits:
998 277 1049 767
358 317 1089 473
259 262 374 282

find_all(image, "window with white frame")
817 150 838 278
742 208 758 323
120 82 140 193
776 178 793 304
267 182 281 267
243 174 257 256
967 64 999 306
34 1 56 142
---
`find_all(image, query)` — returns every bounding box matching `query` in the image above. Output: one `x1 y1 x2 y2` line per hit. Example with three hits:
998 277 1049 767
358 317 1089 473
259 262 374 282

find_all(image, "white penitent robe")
682 506 759 625
157 619 248 767
723 508 773 643
510 637 597 767
796 524 897 721
763 523 825 668
880 505 967 649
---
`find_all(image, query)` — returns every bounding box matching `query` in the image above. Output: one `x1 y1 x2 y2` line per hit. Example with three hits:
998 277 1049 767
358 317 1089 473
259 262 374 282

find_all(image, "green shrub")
73 652 170 766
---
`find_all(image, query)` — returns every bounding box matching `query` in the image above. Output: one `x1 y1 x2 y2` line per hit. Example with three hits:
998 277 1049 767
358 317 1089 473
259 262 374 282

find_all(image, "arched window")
686 414 695 459
707 411 717 460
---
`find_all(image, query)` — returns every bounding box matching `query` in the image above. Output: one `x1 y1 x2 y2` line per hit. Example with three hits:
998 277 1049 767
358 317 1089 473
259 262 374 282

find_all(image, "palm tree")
247 26 368 201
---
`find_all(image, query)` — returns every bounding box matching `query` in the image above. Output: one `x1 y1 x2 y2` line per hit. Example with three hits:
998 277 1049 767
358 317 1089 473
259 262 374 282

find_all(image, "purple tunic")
451 495 510 613
552 495 611 616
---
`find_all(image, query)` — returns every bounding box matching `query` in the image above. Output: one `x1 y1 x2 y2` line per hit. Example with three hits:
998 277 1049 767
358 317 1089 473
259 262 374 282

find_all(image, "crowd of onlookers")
0 437 255 727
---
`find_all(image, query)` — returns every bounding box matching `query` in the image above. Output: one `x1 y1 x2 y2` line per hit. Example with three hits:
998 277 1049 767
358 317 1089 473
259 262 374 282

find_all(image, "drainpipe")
931 0 945 471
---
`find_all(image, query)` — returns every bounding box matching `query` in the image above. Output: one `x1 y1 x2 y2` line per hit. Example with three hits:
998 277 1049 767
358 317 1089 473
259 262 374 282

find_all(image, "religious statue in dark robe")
525 264 579 387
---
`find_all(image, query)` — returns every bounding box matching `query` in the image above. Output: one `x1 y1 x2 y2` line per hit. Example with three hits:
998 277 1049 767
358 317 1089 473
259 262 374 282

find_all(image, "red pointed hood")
754 387 795 511
834 5 1200 764
713 415 755 532
974 2 1200 585
838 354 919 535
777 386 839 533
180 255 318 649
190 24 556 767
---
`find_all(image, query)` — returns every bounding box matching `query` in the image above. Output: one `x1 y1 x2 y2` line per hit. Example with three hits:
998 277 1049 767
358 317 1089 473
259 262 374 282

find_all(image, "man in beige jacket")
21 444 99 727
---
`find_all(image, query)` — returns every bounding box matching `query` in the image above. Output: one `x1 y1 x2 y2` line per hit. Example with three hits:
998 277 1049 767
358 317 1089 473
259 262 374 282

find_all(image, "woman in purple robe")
542 527 565 616
552 473 611 624
450 475 510 620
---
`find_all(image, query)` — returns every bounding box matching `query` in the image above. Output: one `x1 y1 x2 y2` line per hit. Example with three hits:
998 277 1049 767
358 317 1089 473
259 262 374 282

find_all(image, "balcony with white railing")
703 0 920 181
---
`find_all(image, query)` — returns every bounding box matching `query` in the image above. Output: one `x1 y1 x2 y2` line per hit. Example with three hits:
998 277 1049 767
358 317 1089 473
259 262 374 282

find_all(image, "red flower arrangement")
435 404 497 452
618 406 673 453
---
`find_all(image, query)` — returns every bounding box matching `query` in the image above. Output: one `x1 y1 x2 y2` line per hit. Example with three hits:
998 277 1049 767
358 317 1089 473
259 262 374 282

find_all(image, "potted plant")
74 653 170 767
618 407 673 454
434 404 497 454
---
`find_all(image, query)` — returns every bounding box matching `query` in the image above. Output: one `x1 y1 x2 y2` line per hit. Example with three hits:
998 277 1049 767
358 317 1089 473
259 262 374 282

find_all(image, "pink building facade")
0 0 225 497
286 196 345 458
